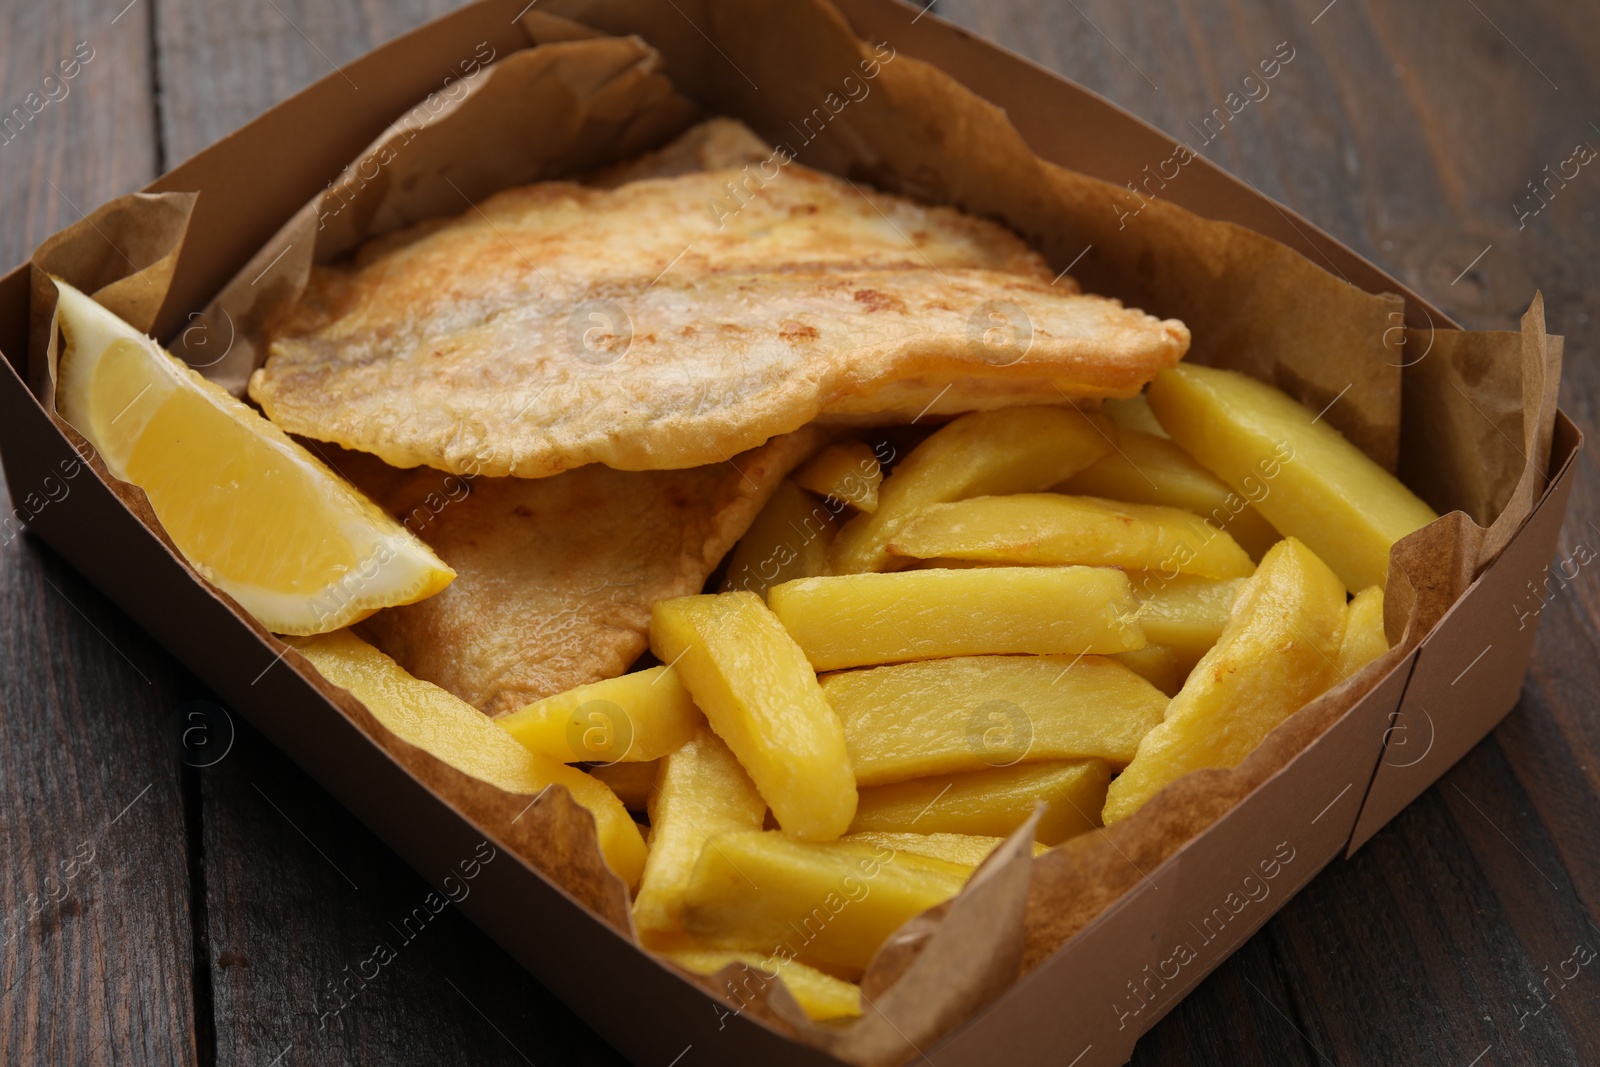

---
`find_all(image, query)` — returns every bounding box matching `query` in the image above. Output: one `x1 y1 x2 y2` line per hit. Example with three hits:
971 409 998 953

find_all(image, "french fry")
291 630 647 886
720 480 837 598
768 566 1145 671
1102 538 1348 823
792 442 883 513
661 947 862 1021
887 494 1254 579
589 759 659 812
679 831 972 971
1128 573 1248 664
1110 644 1187 697
634 728 767 940
828 406 1113 574
848 759 1111 845
1057 428 1281 559
1146 364 1438 592
821 654 1166 785
497 666 701 764
650 592 857 840
1337 585 1389 680
1102 394 1168 438
844 831 1050 866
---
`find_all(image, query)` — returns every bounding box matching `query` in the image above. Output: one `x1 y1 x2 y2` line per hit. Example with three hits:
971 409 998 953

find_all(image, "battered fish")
330 429 822 716
251 121 1188 479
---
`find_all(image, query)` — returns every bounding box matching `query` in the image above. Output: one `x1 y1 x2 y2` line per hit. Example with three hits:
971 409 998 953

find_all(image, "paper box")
0 0 1578 1063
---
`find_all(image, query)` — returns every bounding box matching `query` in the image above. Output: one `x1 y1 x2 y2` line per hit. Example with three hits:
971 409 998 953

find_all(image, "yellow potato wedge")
1147 364 1438 592
721 479 837 598
634 728 767 940
497 666 700 764
1102 394 1168 438
1129 573 1248 664
821 654 1166 785
888 493 1254 579
829 406 1113 574
1337 585 1389 680
845 831 1049 866
792 442 883 513
290 630 647 886
650 592 856 840
680 831 971 971
849 759 1111 845
661 947 862 1021
589 759 659 812
768 566 1145 671
1058 428 1281 559
1110 644 1187 697
1103 538 1348 823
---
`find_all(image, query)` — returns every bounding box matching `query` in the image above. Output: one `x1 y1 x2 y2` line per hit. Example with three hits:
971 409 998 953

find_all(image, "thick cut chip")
52 280 453 635
1110 645 1187 697
1147 364 1437 592
1102 394 1168 437
844 832 1050 866
1103 538 1348 823
1057 428 1280 559
768 566 1145 672
1337 585 1389 680
719 480 838 598
792 441 884 512
650 592 856 840
251 120 1187 479
1128 573 1248 664
849 760 1110 845
821 654 1166 785
660 947 862 1022
793 442 884 513
291 630 646 885
497 666 701 764
888 493 1254 578
829 406 1114 574
634 728 767 940
589 760 658 812
341 430 817 716
680 831 971 972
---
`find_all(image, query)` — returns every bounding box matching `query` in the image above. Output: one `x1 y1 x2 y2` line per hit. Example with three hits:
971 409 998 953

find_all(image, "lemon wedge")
52 279 454 635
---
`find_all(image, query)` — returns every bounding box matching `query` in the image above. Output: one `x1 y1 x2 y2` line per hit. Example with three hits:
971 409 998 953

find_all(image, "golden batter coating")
250 121 1187 479
332 429 822 716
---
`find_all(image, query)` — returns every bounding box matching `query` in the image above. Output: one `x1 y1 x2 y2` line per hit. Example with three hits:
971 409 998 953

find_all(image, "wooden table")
2 0 1595 1063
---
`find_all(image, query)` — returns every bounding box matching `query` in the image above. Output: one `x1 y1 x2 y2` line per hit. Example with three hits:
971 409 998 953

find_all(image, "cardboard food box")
0 0 1579 1063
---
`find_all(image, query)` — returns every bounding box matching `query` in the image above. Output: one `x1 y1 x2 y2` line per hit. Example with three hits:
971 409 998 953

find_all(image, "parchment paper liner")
22 2 1563 1063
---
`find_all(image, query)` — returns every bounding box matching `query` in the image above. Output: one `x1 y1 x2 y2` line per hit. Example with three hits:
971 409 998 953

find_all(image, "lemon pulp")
53 280 454 634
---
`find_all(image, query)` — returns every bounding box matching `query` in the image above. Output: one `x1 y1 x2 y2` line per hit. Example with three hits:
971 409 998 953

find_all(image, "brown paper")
27 191 197 411
173 37 699 395
20 1 1567 1062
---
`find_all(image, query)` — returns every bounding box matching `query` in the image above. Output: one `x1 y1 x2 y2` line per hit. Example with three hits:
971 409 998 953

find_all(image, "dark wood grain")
0 2 202 1065
196 715 628 1066
2 0 1597 1064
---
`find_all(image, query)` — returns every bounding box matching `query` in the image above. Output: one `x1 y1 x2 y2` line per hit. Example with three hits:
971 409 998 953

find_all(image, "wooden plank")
0 1 203 1064
195 715 628 1065
155 0 467 165
934 1 1600 1063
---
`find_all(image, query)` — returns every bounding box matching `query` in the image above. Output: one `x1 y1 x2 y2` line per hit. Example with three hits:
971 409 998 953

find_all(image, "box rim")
0 1 1581 1061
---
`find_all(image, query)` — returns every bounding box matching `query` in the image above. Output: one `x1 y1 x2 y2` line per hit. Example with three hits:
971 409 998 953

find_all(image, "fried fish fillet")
251 121 1188 478
331 430 820 716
